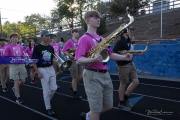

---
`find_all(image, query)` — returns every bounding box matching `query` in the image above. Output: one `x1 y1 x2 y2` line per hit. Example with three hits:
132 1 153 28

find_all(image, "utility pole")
0 9 2 35
0 8 7 37
160 0 163 38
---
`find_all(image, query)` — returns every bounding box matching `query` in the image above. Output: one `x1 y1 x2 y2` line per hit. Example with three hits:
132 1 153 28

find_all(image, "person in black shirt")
113 28 139 107
32 30 57 116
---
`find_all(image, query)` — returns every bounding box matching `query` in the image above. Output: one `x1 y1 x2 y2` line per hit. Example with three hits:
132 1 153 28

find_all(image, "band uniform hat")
48 34 57 39
40 30 51 37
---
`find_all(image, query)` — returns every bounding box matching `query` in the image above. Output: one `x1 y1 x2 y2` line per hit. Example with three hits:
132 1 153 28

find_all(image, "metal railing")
58 0 180 32
139 0 180 15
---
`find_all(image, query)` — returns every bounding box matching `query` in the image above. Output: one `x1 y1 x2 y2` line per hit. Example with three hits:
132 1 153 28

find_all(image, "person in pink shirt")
0 38 9 93
5 33 27 104
62 29 83 99
75 11 132 120
26 40 35 57
25 39 36 84
62 29 78 54
51 35 61 56
59 37 65 50
50 34 62 75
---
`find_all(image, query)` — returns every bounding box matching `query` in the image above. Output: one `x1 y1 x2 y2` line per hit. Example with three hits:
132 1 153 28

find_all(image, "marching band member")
113 28 140 107
50 34 62 75
75 11 132 120
4 33 27 104
0 38 9 93
25 39 36 84
31 31 57 116
62 29 83 99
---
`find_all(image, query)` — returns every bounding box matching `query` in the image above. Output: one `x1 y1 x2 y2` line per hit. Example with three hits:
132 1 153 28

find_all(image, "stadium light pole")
0 9 7 36
160 0 163 38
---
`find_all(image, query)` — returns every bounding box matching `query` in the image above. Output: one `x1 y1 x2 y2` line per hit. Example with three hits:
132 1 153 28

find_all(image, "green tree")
2 21 37 38
51 9 63 31
110 0 150 15
3 21 17 35
25 13 49 32
54 0 78 29
53 0 101 30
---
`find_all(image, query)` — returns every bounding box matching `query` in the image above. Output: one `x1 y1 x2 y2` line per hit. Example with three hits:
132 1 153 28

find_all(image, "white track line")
111 79 180 90
24 84 162 120
57 80 180 103
0 95 58 120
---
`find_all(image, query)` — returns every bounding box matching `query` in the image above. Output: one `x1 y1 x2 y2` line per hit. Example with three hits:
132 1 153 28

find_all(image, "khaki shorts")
9 64 27 81
69 61 83 79
83 69 113 112
118 62 138 84
0 64 9 88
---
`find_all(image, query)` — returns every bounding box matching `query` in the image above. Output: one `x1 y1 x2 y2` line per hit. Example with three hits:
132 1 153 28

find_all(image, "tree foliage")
110 0 150 15
2 21 37 38
25 14 49 31
53 0 101 30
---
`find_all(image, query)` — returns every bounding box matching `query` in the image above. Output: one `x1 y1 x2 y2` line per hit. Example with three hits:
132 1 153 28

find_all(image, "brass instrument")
52 53 72 71
64 49 75 60
87 7 134 63
119 42 149 54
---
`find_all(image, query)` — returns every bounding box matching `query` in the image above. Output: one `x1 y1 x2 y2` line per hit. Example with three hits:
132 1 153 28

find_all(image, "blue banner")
0 56 38 64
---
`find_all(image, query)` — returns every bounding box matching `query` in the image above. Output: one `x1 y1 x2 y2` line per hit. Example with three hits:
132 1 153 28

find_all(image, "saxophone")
87 8 134 62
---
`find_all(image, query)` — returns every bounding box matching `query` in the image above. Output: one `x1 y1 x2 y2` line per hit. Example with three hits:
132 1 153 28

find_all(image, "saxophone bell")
100 49 110 63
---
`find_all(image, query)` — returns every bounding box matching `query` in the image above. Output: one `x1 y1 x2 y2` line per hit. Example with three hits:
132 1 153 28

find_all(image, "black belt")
85 68 107 73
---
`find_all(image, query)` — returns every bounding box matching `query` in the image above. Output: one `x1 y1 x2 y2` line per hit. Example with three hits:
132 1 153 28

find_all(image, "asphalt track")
1 71 180 120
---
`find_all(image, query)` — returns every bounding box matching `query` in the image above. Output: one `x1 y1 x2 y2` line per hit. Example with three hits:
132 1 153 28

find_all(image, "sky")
0 0 109 24
0 0 56 24
1 0 179 24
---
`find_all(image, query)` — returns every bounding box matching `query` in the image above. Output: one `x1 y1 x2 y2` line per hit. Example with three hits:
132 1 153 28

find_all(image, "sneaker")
80 112 90 120
73 93 82 100
16 97 23 104
47 109 55 116
118 101 127 107
124 94 129 101
2 88 8 93
12 87 15 95
30 81 35 84
118 100 132 111
80 112 86 120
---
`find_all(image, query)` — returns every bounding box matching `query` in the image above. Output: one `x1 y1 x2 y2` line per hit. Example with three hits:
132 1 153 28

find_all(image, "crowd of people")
0 10 143 120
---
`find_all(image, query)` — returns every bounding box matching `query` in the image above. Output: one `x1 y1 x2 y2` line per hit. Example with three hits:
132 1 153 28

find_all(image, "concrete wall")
106 8 180 40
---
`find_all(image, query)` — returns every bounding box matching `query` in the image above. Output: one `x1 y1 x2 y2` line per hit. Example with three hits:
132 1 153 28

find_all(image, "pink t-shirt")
62 39 78 52
75 33 108 70
51 43 61 55
4 44 25 56
0 45 7 56
25 47 34 57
